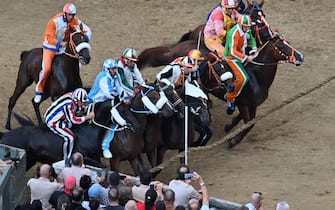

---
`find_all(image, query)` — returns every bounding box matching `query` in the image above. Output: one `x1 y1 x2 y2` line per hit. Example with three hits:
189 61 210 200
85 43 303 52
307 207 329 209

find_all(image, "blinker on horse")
5 27 91 130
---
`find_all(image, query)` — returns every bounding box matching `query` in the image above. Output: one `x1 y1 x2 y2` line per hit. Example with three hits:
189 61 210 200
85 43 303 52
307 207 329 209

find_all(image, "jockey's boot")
226 101 235 115
34 94 42 103
65 157 71 167
103 149 113 158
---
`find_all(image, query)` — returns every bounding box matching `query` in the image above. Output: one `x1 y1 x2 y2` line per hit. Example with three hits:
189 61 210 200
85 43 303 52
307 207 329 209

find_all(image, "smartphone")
184 173 195 179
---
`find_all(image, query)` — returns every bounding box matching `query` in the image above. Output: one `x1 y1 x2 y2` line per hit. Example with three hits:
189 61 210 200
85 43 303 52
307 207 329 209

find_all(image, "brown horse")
5 27 91 130
109 84 183 175
224 33 304 148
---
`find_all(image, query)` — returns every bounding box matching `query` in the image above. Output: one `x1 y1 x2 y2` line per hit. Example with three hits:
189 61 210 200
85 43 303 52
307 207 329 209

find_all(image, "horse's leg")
128 158 141 176
226 106 256 148
137 153 151 171
32 94 49 126
6 77 33 130
192 123 213 147
109 158 121 173
224 113 243 132
146 150 157 168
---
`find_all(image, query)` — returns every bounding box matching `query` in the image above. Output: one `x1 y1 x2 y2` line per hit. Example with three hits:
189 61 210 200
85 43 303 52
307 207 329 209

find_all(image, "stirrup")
226 101 235 115
34 95 42 103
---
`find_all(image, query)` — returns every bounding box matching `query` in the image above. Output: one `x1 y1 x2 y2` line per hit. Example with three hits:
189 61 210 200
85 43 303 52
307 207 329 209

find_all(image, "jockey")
224 15 257 114
44 88 95 166
88 58 130 158
116 48 146 97
34 3 92 104
156 56 196 89
204 0 240 58
187 49 205 80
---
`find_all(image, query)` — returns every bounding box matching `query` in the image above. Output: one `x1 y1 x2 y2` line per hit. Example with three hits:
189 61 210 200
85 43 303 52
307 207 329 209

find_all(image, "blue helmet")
103 58 117 72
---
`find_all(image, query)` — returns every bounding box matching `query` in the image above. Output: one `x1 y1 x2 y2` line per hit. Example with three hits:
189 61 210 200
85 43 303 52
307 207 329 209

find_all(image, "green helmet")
238 15 252 27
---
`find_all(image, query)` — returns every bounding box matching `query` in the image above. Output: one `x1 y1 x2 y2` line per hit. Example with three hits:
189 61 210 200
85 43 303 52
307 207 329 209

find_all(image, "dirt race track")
0 0 334 209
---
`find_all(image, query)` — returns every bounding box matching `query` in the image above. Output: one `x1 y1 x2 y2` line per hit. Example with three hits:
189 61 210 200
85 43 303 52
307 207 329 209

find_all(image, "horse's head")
67 26 91 65
245 0 264 14
131 85 175 118
262 34 304 66
184 81 210 125
157 79 185 119
246 1 273 46
199 52 235 93
93 100 140 133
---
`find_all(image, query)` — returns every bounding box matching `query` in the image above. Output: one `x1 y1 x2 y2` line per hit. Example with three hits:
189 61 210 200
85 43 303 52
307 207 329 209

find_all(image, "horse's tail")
137 46 172 69
20 51 30 61
13 112 36 127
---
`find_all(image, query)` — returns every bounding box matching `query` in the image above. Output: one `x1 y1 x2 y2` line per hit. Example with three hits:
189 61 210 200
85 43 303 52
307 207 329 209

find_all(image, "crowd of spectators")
19 152 290 210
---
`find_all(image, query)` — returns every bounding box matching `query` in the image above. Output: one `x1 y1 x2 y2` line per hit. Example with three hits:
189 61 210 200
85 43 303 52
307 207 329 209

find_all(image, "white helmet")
122 48 138 62
72 88 88 103
180 56 195 68
103 58 117 72
63 3 76 15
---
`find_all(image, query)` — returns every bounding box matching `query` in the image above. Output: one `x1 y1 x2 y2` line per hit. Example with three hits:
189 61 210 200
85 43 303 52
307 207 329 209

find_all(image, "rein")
64 32 80 59
199 59 225 92
86 103 129 131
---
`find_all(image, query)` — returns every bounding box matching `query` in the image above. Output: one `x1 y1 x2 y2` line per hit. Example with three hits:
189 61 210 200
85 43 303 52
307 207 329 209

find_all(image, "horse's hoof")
226 108 235 115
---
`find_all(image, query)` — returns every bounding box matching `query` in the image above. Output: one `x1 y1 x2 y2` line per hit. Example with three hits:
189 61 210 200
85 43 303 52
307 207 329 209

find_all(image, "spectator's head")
163 189 175 206
108 172 120 187
145 187 157 208
125 199 137 210
80 175 92 191
118 185 133 206
88 183 101 200
89 199 100 210
56 194 71 210
71 152 84 166
249 192 263 209
175 205 186 210
155 200 166 210
177 164 190 180
108 186 120 203
276 201 290 210
39 164 51 178
64 176 76 195
188 198 200 210
31 199 43 210
140 171 152 185
72 187 84 203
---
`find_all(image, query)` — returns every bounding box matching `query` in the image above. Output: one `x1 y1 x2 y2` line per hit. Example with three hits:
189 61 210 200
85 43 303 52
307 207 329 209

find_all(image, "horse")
224 33 304 148
108 84 184 175
0 100 138 171
5 26 91 130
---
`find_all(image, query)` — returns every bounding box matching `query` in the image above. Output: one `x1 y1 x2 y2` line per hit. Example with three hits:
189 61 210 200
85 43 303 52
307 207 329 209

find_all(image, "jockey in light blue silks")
88 58 130 158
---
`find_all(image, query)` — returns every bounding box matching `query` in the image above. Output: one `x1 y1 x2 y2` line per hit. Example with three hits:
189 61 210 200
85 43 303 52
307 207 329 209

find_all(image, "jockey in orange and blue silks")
44 88 95 166
34 3 92 104
224 15 257 114
116 48 146 97
204 0 240 58
88 58 130 159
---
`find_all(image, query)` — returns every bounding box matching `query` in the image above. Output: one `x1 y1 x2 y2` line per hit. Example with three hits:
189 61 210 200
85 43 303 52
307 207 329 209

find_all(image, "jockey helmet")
180 56 195 68
188 49 205 61
122 48 138 62
103 58 117 72
73 88 88 103
238 15 252 27
63 3 77 15
222 0 235 8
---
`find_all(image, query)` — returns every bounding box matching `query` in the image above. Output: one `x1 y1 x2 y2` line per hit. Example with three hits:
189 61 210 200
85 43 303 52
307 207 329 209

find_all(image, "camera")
184 173 195 179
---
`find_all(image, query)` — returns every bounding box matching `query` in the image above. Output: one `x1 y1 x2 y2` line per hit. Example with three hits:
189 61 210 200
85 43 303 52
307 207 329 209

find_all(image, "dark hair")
140 171 152 185
31 199 43 210
80 175 92 190
72 187 84 202
108 172 120 187
177 164 190 180
175 205 186 210
56 194 71 210
89 199 100 210
155 200 166 210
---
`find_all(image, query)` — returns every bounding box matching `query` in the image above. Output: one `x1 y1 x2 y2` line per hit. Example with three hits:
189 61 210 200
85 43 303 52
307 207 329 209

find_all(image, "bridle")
64 31 91 59
199 58 224 92
158 83 183 113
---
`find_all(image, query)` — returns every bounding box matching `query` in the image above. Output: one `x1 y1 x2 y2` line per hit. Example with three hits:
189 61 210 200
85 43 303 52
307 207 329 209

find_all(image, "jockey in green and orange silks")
224 15 257 114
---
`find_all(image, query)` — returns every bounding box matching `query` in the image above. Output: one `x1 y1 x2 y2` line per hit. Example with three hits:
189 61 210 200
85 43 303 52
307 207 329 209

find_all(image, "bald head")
39 164 51 177
71 152 84 166
249 192 263 209
125 199 137 210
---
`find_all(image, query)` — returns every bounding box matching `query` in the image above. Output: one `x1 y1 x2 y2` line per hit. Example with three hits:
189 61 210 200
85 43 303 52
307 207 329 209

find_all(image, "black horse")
0 100 138 171
6 26 91 130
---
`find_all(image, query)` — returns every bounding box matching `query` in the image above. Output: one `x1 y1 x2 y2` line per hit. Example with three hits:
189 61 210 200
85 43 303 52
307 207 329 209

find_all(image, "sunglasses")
254 191 262 195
